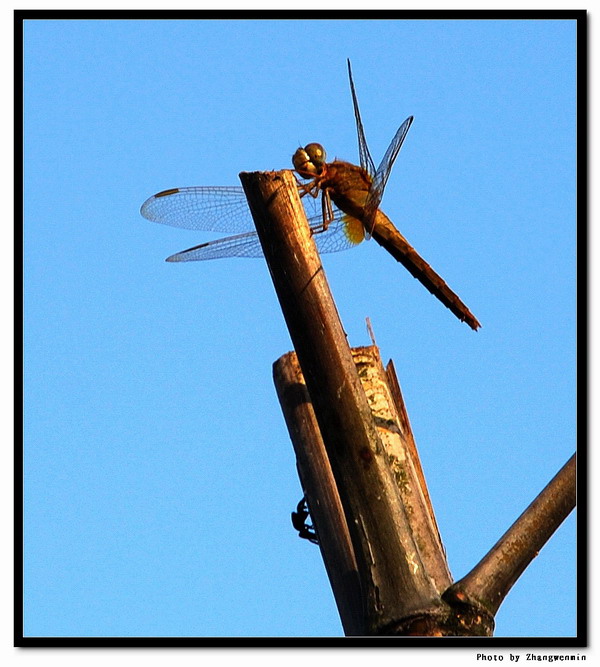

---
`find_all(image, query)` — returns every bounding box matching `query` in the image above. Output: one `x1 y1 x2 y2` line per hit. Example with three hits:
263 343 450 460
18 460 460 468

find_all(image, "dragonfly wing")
167 207 364 262
363 115 414 226
309 209 366 254
347 59 376 177
166 230 265 262
140 186 253 233
372 115 414 198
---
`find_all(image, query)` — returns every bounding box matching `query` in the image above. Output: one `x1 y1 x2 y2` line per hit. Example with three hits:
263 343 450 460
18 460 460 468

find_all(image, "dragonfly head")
292 143 327 178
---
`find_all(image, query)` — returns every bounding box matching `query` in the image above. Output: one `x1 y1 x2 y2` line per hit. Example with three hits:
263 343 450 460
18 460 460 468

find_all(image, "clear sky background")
23 16 578 640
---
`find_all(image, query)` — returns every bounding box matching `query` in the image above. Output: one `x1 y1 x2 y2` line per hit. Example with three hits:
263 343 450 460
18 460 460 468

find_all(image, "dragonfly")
141 60 480 330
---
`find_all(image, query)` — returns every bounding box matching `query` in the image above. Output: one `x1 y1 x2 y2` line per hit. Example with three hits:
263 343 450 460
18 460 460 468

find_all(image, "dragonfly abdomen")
371 212 481 330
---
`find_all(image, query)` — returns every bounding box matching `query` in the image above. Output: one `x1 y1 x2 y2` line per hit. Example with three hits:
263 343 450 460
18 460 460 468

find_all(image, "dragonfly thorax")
292 143 327 178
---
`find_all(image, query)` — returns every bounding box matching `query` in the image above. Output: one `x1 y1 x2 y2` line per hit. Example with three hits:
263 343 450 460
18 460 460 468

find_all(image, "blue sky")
23 17 578 640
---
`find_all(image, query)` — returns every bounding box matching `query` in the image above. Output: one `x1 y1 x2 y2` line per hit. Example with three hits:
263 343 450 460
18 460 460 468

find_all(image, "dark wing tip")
140 188 180 218
154 188 181 198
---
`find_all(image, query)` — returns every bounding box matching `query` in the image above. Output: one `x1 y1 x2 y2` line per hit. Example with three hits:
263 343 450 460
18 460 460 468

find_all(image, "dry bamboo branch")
444 453 576 616
240 170 447 633
385 359 438 526
353 346 452 595
240 169 574 637
273 351 362 636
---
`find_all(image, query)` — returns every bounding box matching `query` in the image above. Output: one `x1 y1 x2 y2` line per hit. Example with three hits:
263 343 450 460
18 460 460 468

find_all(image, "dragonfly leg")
314 189 334 233
295 176 322 201
303 188 334 237
294 174 333 235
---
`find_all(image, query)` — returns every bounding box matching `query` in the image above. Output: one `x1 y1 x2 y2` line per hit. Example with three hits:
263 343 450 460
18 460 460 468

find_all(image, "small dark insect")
291 496 319 545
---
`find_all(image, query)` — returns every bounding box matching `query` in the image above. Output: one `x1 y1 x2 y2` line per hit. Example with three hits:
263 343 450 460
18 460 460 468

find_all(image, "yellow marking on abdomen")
342 214 365 245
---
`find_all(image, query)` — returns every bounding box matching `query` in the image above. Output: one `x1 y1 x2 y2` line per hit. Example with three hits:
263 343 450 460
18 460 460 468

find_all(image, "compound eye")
292 143 326 177
304 143 326 169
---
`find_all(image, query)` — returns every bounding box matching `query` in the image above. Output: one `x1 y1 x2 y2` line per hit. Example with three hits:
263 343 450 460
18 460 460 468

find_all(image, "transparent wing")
140 186 253 234
347 59 376 177
141 183 331 234
363 115 414 226
166 209 366 262
166 230 265 261
313 212 366 254
370 115 414 205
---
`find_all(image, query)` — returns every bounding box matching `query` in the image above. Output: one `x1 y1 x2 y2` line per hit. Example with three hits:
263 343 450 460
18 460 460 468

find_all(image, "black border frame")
15 8 587 648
